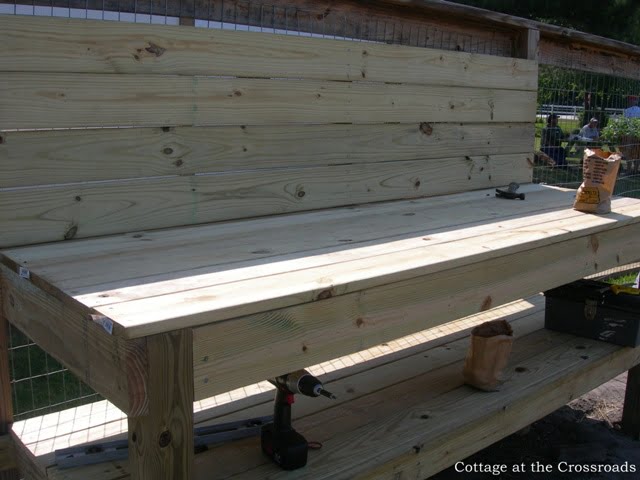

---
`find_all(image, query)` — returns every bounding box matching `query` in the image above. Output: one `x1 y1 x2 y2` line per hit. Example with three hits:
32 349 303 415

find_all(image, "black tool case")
544 279 640 347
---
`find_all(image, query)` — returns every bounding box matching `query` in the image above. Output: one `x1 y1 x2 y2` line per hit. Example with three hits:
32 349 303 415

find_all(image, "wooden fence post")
0 315 19 480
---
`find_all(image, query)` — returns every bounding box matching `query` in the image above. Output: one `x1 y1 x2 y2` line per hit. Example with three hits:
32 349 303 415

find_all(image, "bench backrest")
0 15 537 248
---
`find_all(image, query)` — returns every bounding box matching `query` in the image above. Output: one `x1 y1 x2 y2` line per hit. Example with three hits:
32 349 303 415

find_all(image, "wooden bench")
2 14 640 480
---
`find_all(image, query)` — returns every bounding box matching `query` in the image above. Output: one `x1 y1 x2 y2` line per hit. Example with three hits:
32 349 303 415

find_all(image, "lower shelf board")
10 296 640 479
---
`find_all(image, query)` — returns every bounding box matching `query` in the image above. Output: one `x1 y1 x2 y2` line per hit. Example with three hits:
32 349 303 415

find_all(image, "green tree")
450 0 640 46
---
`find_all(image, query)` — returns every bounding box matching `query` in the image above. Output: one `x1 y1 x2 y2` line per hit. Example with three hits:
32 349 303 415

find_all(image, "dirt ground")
431 373 640 479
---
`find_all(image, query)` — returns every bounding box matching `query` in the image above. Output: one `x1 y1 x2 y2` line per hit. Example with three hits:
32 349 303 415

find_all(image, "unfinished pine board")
0 435 15 472
14 303 640 479
0 264 148 416
0 73 537 130
128 330 194 480
8 297 546 479
0 123 533 188
12 298 541 462
96 193 640 333
1 184 557 293
0 16 537 91
0 153 532 247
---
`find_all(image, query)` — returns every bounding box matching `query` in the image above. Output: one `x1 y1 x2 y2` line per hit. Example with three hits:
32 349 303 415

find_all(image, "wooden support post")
622 364 640 440
128 329 194 480
515 28 540 61
0 316 19 480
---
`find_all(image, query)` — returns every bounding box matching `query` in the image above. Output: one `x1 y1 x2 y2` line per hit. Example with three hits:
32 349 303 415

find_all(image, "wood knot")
515 366 528 373
145 42 166 57
419 122 433 135
480 295 493 311
355 317 365 328
361 69 366 79
163 147 174 155
302 344 309 353
296 189 306 198
162 126 171 132
64 225 78 240
158 430 171 448
316 288 335 301
173 159 184 167
233 90 242 97
75 196 82 201
413 180 421 189
589 235 599 253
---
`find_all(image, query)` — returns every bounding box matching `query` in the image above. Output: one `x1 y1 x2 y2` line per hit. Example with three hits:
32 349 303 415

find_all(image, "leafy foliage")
601 117 640 142
450 0 640 46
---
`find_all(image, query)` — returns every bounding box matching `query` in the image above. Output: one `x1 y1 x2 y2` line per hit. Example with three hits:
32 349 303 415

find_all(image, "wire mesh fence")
0 0 512 55
533 65 640 199
8 325 102 421
1 2 639 421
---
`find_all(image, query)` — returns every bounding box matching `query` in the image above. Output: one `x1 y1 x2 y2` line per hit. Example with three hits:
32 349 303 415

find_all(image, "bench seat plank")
2 184 640 341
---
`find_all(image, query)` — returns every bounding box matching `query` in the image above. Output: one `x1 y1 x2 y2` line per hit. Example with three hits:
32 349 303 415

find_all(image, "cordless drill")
261 369 336 470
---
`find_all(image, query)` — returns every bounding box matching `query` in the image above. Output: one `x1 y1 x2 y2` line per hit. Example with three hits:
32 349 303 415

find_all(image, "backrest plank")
1 74 536 130
1 123 533 188
0 15 537 248
0 16 537 90
0 154 532 246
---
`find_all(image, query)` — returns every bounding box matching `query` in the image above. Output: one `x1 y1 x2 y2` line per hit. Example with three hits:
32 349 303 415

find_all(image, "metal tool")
261 370 336 470
55 415 272 469
496 182 525 200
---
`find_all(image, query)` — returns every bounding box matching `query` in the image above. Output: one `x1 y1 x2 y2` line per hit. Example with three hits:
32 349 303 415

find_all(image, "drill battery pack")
261 423 308 470
544 279 640 347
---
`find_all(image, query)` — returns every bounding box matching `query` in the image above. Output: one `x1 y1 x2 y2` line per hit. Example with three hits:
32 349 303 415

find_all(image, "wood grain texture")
0 73 537 130
9 431 47 480
6 184 562 302
0 436 15 473
0 122 533 188
190 220 640 400
0 264 148 416
23 305 640 480
622 364 640 440
0 16 537 91
95 194 640 336
0 153 532 247
20 298 546 480
539 38 640 81
128 330 194 480
0 317 18 479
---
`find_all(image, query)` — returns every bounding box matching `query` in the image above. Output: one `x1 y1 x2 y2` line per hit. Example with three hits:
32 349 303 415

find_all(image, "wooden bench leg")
622 364 640 440
128 329 194 480
0 317 19 480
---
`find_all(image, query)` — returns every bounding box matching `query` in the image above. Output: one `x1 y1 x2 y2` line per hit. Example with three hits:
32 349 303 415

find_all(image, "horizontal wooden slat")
0 122 533 188
3 184 561 300
18 302 640 479
0 73 537 130
190 218 640 399
0 153 531 247
0 16 537 91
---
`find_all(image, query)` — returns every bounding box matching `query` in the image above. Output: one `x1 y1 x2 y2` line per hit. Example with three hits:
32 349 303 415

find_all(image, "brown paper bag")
462 320 514 391
573 149 621 214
